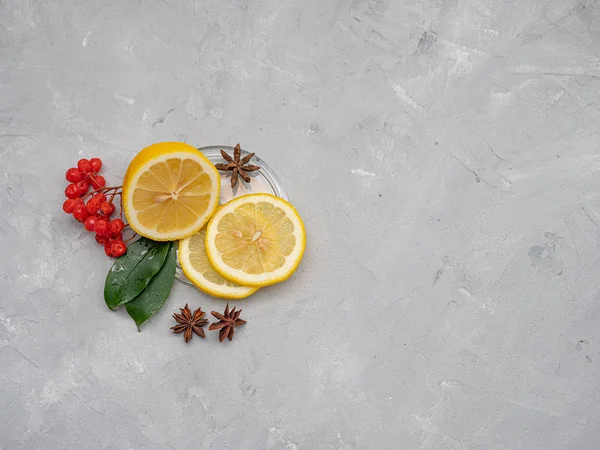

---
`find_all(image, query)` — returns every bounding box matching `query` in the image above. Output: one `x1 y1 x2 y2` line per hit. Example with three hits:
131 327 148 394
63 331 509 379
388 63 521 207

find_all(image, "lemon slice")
205 194 306 287
179 226 259 299
123 142 220 241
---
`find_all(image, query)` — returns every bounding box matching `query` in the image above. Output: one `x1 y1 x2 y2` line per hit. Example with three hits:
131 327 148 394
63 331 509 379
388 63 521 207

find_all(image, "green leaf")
104 238 170 310
126 243 176 330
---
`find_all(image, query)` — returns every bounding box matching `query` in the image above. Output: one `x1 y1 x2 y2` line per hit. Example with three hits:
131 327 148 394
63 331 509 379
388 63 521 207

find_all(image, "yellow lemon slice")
179 226 259 299
205 193 306 287
123 142 220 241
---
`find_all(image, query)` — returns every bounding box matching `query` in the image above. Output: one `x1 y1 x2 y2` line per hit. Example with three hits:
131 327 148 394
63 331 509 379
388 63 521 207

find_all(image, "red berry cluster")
62 158 129 257
64 158 106 197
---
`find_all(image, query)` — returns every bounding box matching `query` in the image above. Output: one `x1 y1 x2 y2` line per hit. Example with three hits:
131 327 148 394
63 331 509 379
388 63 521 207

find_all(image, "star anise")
208 303 247 342
215 143 260 189
170 304 208 343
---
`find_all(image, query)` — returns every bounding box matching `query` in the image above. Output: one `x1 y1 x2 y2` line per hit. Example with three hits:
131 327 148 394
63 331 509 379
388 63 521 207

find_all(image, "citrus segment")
205 194 305 287
178 227 258 299
123 142 220 241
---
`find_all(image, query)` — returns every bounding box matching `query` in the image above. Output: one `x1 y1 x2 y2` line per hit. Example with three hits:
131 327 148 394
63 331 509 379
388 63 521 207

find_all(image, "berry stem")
82 185 122 201
108 190 121 204
124 232 139 244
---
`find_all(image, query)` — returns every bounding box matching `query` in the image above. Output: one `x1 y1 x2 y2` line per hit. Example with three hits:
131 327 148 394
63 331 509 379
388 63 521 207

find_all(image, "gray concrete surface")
2 0 600 448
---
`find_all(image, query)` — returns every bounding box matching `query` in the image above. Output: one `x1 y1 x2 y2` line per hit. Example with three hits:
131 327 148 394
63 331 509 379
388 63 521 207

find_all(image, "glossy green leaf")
104 238 170 310
126 243 176 330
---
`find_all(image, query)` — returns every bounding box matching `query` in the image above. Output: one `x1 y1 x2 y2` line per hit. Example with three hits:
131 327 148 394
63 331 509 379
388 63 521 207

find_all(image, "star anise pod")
171 304 208 343
208 303 247 342
215 143 260 189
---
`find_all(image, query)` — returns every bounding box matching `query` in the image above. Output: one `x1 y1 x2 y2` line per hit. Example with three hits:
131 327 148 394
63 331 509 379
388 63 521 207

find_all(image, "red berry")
84 214 100 232
111 240 127 257
73 203 89 222
65 183 80 199
76 180 89 195
62 198 77 213
77 158 92 173
110 218 125 234
94 219 110 236
65 168 84 183
92 193 107 204
91 175 106 189
86 198 100 214
110 232 123 241
90 158 102 172
104 241 113 257
95 234 107 244
100 201 115 216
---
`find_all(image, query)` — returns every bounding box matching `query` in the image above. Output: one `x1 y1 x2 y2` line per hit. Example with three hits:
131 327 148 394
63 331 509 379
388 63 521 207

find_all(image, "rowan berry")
94 219 110 236
110 240 127 257
84 215 100 232
90 175 106 189
77 158 92 173
95 234 107 245
62 198 77 214
86 198 100 214
73 203 89 222
89 158 102 172
65 168 84 183
100 201 115 216
110 218 125 234
65 183 80 199
76 180 89 195
92 193 106 204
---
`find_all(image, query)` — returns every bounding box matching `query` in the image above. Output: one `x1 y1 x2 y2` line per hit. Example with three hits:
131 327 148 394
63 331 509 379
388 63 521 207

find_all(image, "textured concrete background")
2 0 600 449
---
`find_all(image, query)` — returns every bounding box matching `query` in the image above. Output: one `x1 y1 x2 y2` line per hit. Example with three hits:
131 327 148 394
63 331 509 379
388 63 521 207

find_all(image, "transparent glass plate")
175 145 289 284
